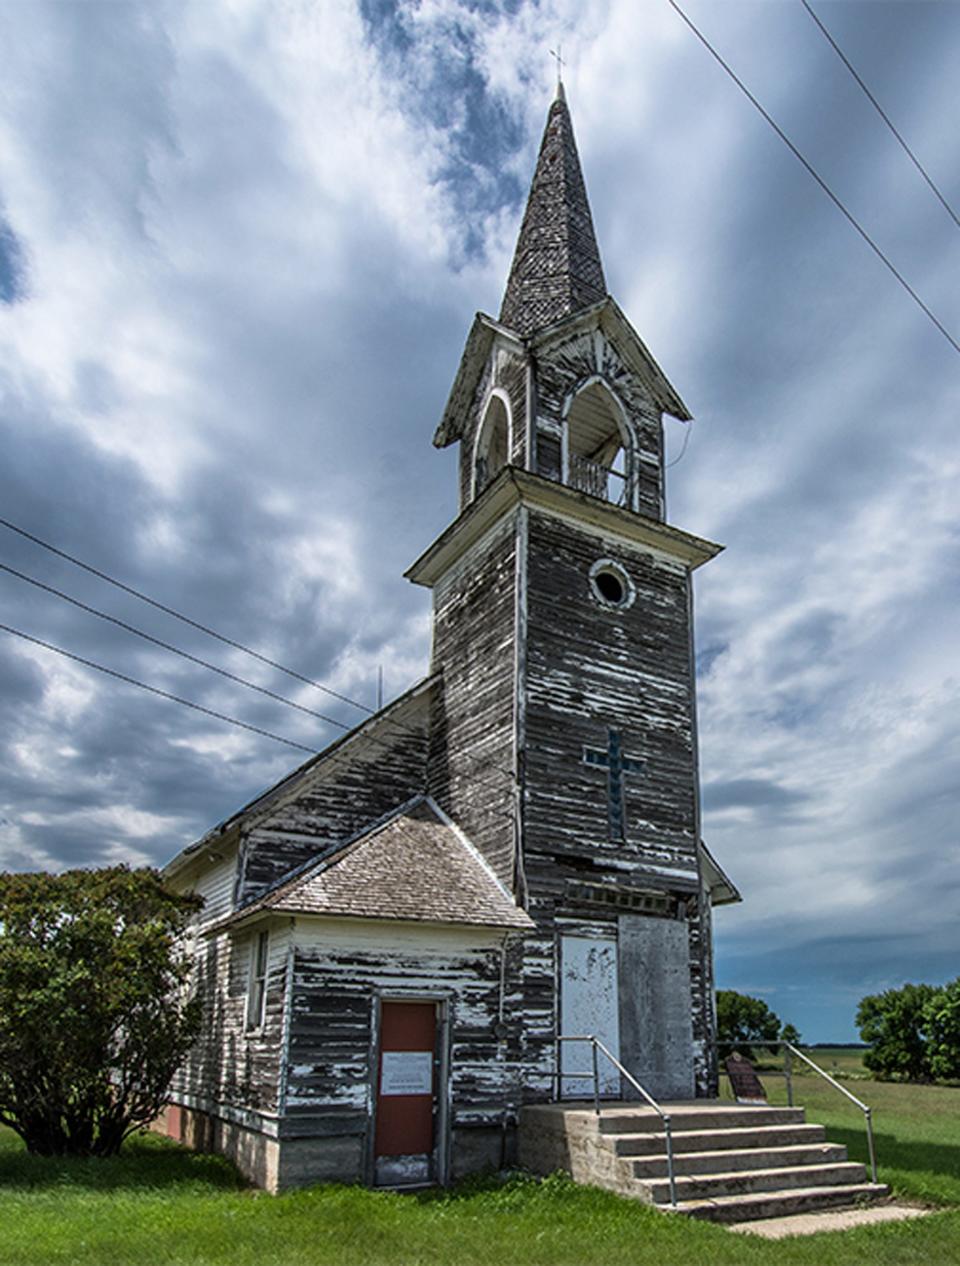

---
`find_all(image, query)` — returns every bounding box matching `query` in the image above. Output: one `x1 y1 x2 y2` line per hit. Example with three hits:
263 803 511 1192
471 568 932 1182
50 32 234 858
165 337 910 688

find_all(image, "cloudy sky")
1 0 958 1041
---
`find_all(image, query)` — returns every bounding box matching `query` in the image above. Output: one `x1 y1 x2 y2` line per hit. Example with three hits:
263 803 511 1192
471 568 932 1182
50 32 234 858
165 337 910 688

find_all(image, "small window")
246 929 269 1031
589 559 635 610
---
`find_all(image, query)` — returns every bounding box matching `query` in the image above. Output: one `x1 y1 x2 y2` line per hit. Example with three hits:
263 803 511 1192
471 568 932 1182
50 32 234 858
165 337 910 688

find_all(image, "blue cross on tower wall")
583 729 645 842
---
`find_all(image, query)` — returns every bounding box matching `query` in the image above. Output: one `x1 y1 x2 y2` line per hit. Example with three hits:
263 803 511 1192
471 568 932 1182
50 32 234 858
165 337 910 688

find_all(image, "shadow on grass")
826 1124 960 1190
0 1129 244 1193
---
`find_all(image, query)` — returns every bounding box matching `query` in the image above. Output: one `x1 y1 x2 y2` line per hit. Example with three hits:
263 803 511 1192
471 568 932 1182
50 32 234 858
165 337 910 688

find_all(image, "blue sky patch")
0 213 25 304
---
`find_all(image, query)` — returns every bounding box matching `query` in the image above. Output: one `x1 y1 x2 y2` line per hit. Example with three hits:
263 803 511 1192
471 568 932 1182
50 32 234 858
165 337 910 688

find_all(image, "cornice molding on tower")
405 467 722 589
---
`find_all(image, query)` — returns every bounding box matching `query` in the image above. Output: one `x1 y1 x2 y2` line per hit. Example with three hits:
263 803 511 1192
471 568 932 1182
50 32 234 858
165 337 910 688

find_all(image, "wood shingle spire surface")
499 86 607 336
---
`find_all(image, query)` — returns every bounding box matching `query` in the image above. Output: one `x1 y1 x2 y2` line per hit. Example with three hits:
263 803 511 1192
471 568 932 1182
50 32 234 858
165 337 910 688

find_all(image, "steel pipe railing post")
591 1037 601 1116
784 1045 793 1107
865 1107 878 1185
663 1114 677 1208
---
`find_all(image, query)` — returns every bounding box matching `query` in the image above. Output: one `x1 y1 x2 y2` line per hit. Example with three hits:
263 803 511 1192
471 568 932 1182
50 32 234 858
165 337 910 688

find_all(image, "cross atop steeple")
498 89 606 336
549 45 565 89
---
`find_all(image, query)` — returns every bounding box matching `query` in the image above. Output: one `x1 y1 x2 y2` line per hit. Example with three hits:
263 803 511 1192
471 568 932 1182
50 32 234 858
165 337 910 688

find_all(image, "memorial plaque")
725 1052 767 1103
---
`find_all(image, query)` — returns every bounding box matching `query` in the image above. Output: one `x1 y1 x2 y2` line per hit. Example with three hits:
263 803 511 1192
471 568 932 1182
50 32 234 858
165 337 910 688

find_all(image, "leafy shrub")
856 982 939 1081
0 866 201 1157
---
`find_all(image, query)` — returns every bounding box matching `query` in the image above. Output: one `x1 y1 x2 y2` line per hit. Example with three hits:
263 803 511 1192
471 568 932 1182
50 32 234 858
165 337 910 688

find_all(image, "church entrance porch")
518 1101 889 1221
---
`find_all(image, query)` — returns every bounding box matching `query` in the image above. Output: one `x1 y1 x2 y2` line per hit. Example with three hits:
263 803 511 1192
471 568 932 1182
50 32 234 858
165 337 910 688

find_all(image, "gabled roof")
531 298 693 423
433 297 691 450
209 796 534 934
499 86 606 336
163 675 436 880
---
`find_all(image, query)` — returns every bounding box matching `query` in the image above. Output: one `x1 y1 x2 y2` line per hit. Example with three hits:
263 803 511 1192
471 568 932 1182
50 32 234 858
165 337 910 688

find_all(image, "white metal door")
559 934 620 1098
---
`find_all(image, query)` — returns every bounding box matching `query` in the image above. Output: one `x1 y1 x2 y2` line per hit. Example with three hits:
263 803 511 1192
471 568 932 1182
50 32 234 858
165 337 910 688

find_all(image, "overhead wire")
0 542 516 797
800 0 960 232
0 622 316 755
0 559 352 731
0 515 376 715
665 0 960 359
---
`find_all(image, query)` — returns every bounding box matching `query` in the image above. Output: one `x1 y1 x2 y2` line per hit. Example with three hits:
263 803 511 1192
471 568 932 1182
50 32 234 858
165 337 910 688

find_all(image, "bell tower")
407 87 737 1101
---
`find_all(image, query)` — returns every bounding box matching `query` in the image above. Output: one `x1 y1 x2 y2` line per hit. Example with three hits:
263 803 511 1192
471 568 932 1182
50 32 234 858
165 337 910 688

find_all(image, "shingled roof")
213 796 534 933
499 85 606 336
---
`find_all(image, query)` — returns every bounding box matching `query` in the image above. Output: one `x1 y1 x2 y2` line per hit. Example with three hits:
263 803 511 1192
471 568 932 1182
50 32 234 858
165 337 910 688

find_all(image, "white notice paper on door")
380 1051 433 1096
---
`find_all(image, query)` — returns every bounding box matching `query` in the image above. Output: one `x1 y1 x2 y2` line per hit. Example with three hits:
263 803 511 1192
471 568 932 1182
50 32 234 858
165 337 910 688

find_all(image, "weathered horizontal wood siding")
514 504 705 1097
523 508 697 888
284 920 515 1135
428 516 518 887
170 919 291 1123
236 693 431 903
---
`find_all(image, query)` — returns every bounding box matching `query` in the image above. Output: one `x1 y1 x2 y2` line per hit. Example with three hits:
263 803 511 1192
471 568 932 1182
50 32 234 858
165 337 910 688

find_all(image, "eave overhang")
405 467 722 588
700 839 742 907
433 313 525 448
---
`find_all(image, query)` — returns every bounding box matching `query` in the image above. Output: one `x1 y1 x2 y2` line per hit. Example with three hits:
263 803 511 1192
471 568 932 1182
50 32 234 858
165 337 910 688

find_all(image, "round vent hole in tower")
589 559 635 610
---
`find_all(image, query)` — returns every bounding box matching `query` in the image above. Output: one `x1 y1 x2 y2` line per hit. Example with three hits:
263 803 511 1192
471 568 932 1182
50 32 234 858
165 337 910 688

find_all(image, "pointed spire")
499 90 606 337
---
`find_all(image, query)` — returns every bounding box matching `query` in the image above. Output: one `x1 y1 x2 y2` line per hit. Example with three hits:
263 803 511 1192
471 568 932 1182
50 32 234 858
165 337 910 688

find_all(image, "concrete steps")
611 1122 829 1156
630 1142 848 1177
518 1101 890 1223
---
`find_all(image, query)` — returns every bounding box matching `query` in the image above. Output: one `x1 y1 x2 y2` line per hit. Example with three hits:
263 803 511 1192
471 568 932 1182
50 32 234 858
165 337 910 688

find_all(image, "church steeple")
499 88 606 336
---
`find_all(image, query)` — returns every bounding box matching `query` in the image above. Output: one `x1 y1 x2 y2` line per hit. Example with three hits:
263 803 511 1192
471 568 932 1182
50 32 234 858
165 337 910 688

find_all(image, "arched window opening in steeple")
474 393 511 498
564 380 633 509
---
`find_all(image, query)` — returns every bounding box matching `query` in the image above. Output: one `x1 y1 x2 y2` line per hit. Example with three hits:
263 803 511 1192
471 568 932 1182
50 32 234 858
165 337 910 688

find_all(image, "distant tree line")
857 980 960 1083
715 990 799 1058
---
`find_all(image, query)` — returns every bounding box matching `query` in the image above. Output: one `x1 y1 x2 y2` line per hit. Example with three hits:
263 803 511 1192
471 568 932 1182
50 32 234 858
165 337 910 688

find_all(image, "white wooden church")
162 86 741 1194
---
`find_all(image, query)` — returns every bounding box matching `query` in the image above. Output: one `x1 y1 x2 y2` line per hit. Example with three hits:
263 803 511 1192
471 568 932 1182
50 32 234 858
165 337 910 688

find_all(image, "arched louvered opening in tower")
564 379 633 510
473 393 511 499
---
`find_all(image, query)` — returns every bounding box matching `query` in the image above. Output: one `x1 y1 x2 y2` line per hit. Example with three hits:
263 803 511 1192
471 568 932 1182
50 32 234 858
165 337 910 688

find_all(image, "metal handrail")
718 1040 878 1184
556 1034 678 1208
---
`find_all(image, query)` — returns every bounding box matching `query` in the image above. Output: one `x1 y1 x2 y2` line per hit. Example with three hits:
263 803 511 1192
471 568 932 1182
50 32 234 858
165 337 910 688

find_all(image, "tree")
925 978 960 1083
0 866 202 1156
856 982 939 1082
716 990 800 1058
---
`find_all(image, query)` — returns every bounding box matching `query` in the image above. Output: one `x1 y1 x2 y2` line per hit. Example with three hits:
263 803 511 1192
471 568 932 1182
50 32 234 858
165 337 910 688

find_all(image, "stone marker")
725 1052 767 1103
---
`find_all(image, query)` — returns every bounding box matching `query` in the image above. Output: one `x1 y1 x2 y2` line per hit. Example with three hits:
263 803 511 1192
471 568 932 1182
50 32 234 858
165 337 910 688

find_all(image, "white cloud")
0 0 957 1039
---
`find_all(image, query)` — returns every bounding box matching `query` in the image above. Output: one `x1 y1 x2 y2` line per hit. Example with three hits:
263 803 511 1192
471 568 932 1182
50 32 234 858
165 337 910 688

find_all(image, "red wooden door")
374 1001 437 1183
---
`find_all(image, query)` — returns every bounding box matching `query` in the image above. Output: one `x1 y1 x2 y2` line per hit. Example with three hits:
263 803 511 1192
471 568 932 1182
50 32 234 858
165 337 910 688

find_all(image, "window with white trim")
246 929 269 1031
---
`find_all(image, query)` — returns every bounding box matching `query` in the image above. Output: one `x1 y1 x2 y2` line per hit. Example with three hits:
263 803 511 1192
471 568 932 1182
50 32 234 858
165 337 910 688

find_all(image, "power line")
666 0 960 359
801 0 960 232
0 515 517 792
0 560 350 732
0 551 515 797
0 622 317 755
0 515 376 716
665 421 694 469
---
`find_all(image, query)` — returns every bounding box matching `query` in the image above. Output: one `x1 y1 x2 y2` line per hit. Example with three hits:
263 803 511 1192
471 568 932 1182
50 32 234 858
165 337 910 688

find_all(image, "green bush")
0 866 202 1157
926 978 960 1082
856 982 939 1081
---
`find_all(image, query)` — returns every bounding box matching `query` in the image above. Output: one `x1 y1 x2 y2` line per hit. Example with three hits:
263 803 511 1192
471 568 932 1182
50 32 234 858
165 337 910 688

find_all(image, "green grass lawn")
1 1073 959 1266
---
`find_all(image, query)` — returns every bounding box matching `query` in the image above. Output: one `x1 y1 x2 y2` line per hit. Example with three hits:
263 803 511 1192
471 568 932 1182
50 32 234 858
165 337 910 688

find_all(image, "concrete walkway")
728 1203 934 1238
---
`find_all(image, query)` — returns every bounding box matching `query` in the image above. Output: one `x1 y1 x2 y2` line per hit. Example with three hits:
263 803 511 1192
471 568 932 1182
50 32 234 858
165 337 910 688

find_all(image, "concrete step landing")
518 1101 889 1223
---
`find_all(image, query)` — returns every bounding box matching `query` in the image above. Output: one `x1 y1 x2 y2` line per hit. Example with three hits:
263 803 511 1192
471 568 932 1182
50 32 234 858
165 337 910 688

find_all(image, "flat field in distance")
1 1073 958 1266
